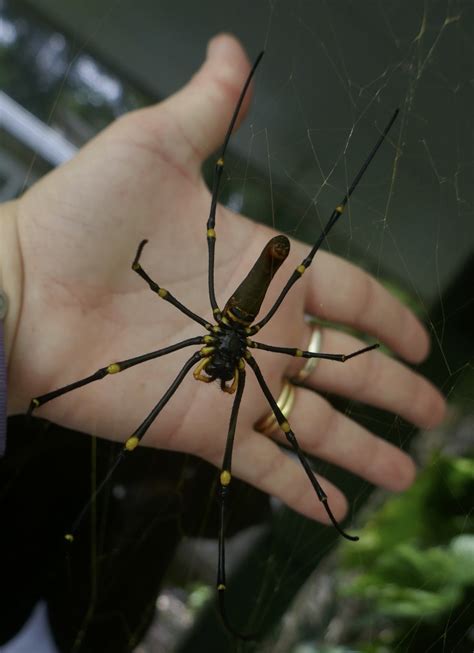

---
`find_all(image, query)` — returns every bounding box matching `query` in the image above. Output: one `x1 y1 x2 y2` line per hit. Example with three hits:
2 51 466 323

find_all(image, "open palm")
5 34 445 525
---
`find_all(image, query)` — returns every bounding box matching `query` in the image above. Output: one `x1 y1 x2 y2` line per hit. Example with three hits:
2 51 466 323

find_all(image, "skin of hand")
0 34 445 525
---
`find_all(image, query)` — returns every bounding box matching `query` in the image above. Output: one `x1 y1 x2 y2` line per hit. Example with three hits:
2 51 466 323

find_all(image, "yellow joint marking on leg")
212 325 221 333
213 307 220 314
158 288 168 298
203 335 215 344
217 157 224 167
132 262 140 271
200 346 215 356
220 470 231 486
238 359 245 370
64 533 74 543
295 349 303 358
107 363 121 374
296 264 306 275
336 204 344 214
125 435 139 451
207 228 216 239
221 316 230 326
245 327 253 335
281 421 291 433
32 398 40 408
245 350 252 360
217 583 226 591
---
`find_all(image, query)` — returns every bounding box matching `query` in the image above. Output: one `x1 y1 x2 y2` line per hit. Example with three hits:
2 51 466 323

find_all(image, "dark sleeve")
0 291 8 457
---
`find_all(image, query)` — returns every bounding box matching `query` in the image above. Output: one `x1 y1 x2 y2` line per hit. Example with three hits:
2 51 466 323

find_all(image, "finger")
286 327 446 429
307 250 431 364
227 431 351 524
159 33 255 165
268 386 417 492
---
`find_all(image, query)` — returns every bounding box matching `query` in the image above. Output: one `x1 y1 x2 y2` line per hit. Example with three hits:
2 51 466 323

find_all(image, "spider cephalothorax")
194 325 247 392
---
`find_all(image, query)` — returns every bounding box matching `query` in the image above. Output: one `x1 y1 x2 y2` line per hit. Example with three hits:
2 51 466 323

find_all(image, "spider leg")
250 109 399 334
247 353 359 542
132 240 211 330
27 336 205 415
248 339 379 362
215 363 258 640
206 52 264 321
66 350 201 538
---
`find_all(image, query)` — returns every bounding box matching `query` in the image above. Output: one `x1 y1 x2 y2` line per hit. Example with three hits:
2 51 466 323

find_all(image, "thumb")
160 33 257 165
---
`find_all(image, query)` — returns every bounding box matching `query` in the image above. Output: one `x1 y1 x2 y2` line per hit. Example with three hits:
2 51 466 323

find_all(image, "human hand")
2 34 445 525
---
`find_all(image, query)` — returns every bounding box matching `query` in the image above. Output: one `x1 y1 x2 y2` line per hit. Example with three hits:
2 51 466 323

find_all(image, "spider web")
0 1 473 652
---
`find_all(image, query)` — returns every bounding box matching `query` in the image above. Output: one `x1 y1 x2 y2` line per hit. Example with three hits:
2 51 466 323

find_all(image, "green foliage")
339 454 474 650
345 536 474 619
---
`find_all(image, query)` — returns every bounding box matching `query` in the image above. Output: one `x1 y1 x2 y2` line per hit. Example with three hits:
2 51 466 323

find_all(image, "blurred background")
0 1 472 652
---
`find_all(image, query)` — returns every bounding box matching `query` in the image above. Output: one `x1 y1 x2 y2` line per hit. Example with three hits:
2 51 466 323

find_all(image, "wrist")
0 199 23 372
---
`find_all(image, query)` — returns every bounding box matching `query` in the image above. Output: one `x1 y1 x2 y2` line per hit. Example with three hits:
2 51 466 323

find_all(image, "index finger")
306 250 430 363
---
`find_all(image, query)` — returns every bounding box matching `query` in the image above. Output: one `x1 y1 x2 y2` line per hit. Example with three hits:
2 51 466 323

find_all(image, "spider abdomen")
223 235 290 325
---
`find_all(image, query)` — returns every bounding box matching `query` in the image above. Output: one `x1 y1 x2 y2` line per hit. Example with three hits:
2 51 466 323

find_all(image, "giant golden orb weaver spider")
27 51 398 639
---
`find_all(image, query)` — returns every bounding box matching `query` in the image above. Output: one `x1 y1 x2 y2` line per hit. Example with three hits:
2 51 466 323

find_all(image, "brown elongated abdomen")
223 235 290 326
